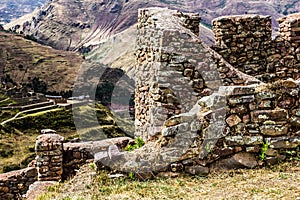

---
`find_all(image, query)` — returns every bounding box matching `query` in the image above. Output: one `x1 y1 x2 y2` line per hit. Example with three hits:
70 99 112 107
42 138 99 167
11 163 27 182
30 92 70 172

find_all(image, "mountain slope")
4 0 300 52
0 31 83 93
0 0 46 25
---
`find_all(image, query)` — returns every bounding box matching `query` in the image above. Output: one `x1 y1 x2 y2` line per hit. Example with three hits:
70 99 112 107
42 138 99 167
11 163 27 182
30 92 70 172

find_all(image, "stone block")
212 152 258 170
219 86 256 96
185 165 209 176
265 136 300 149
162 123 189 137
226 114 242 127
250 109 288 123
228 95 255 105
260 125 288 136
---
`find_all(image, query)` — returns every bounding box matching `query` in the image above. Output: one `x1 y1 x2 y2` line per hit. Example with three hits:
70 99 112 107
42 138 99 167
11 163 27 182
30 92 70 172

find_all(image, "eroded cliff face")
4 0 300 52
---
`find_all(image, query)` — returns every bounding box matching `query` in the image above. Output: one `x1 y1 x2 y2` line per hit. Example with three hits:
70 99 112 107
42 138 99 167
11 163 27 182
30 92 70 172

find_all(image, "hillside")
0 31 83 93
4 0 300 52
0 0 46 25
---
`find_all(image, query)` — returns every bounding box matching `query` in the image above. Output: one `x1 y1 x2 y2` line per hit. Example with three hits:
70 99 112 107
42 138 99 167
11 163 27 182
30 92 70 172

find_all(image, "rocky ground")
37 161 300 200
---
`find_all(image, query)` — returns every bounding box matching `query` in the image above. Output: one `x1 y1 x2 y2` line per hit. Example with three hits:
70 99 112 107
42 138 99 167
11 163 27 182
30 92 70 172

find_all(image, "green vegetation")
125 137 145 152
259 142 269 161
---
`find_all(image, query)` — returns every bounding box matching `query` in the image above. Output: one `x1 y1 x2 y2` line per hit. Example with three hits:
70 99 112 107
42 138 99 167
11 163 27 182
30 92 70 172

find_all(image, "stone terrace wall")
0 167 37 199
135 8 260 140
213 14 300 82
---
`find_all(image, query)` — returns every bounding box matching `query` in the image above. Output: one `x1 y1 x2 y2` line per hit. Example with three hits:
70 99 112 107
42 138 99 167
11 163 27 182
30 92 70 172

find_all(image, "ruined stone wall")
135 8 260 140
62 138 130 179
278 13 300 43
0 167 37 199
0 135 131 200
161 80 300 174
213 14 300 83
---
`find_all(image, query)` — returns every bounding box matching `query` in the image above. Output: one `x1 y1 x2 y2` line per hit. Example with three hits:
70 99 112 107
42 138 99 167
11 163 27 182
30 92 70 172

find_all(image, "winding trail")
1 104 58 126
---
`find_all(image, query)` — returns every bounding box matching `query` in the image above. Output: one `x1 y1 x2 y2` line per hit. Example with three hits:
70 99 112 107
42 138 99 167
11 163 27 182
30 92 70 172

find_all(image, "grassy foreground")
38 161 300 200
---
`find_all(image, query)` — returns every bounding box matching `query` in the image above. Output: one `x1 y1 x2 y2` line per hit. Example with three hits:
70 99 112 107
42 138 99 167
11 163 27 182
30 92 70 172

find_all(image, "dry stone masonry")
213 14 300 82
135 8 260 140
132 8 300 175
0 167 37 199
35 134 64 181
1 7 300 199
278 13 300 43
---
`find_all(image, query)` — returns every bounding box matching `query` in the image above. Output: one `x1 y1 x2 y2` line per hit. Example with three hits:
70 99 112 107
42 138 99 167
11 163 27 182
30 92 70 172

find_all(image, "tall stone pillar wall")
35 134 64 181
135 8 205 140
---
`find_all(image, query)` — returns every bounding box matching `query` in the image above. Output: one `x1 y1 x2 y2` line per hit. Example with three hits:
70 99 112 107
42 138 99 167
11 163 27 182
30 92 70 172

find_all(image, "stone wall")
135 8 260 140
62 137 131 179
213 14 300 82
161 80 300 174
0 135 131 199
35 134 64 181
0 167 37 199
129 8 300 176
278 13 300 43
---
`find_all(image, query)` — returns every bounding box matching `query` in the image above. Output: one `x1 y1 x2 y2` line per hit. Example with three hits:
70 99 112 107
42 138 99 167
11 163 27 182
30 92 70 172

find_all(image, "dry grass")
38 161 300 200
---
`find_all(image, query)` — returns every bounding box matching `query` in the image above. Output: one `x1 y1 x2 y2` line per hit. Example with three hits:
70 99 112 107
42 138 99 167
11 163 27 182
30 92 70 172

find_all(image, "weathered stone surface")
290 117 300 128
265 137 300 149
246 146 260 153
185 165 209 176
243 136 264 146
256 92 277 100
198 94 226 109
228 95 255 105
225 136 263 146
250 109 288 123
226 114 242 127
163 113 196 127
162 123 189 137
212 152 258 170
212 147 234 157
219 86 256 96
156 172 180 178
260 125 288 136
265 155 286 165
